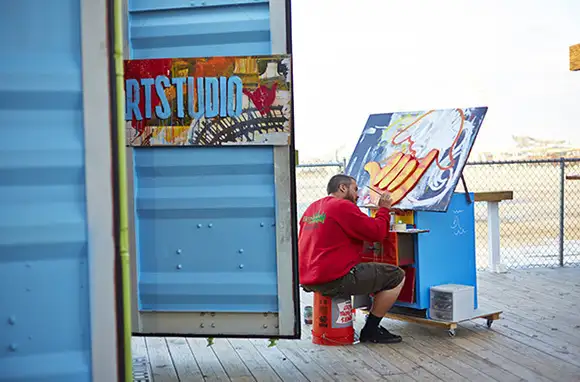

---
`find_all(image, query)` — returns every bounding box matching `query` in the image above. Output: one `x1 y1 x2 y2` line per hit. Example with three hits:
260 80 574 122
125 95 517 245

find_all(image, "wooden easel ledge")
571 44 580 71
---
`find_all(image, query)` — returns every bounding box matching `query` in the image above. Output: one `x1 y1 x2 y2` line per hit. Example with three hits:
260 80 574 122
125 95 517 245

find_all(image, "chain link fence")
295 158 580 271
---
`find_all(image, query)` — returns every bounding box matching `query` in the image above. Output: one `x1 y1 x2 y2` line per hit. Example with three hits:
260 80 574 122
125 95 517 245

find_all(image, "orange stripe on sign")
363 162 382 184
378 154 412 190
387 157 418 192
372 153 404 187
390 149 439 206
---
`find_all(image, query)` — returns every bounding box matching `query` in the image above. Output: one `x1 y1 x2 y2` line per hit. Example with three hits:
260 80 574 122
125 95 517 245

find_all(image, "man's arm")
333 201 390 242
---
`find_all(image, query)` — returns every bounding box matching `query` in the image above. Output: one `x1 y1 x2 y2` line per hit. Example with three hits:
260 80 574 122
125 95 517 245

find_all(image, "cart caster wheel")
486 319 493 328
448 329 456 337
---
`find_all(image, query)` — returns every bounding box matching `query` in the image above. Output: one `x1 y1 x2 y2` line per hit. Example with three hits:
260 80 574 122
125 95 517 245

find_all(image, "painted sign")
346 107 488 212
124 55 292 146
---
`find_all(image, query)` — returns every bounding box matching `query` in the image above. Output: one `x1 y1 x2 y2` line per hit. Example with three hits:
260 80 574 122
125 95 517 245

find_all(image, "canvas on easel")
346 107 488 212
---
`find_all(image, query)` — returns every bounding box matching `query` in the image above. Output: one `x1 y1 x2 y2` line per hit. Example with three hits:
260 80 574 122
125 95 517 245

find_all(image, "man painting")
299 174 405 343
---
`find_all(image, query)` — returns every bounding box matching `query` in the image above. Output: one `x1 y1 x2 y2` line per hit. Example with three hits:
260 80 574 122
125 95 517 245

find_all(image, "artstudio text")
125 75 244 121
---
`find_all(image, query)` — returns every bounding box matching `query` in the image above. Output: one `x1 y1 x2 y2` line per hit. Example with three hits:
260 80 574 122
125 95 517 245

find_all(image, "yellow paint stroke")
389 149 439 205
378 154 412 189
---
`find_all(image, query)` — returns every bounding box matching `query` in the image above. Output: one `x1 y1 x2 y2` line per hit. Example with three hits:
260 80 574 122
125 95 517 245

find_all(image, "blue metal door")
127 0 300 338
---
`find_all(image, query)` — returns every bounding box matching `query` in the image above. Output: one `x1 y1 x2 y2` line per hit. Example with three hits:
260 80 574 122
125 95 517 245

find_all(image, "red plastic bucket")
311 293 354 346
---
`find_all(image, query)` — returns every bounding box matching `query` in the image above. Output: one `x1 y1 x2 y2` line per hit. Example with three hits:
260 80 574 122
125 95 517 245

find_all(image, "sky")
289 0 580 162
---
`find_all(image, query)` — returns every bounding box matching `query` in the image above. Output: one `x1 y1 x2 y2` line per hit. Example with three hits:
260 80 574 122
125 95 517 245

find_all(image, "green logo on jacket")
303 212 326 225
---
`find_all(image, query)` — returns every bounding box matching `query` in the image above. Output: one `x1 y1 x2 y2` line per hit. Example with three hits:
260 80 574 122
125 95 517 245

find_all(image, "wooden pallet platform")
378 309 502 337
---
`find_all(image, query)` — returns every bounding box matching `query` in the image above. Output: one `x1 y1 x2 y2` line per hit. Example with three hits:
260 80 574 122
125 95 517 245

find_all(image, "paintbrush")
366 185 383 196
365 186 400 214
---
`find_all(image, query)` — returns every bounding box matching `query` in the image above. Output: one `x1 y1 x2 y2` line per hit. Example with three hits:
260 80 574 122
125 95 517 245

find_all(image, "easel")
357 173 503 337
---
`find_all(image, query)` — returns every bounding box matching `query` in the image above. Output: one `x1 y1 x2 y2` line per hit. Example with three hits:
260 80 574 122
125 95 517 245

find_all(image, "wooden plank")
140 268 580 382
477 276 579 326
369 343 444 382
228 339 282 382
477 295 580 346
333 342 414 381
211 339 256 382
132 337 153 382
389 341 470 382
479 272 580 315
461 322 579 381
249 339 309 382
132 336 149 361
473 191 513 202
145 337 179 382
417 335 523 382
274 340 336 381
368 309 501 329
566 174 580 180
383 320 520 382
186 338 230 382
451 335 553 382
166 337 205 382
457 328 566 381
570 44 580 71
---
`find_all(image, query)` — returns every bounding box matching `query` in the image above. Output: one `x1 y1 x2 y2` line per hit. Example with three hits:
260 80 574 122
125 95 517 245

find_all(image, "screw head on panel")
176 264 182 270
8 344 17 352
208 223 213 228
8 317 15 325
238 249 244 254
200 323 204 328
197 224 202 228
260 222 265 227
263 324 268 329
211 323 215 328
239 264 244 269
176 249 182 254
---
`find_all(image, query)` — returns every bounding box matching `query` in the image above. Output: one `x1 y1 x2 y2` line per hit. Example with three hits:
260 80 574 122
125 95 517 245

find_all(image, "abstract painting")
345 107 488 212
124 55 292 146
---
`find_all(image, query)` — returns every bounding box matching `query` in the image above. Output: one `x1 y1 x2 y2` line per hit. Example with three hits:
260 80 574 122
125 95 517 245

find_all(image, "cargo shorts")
302 262 405 297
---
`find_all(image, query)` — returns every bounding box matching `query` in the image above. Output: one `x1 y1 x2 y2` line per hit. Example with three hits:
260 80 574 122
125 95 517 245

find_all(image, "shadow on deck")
132 267 580 381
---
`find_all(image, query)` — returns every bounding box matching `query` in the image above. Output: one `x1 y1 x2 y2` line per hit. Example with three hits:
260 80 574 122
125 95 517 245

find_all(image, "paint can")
311 293 354 346
303 306 313 324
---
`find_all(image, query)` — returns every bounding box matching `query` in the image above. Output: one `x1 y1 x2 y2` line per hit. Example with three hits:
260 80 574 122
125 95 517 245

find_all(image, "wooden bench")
474 191 514 273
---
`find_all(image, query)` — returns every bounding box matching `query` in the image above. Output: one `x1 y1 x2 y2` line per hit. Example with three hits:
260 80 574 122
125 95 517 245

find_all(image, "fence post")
559 158 565 267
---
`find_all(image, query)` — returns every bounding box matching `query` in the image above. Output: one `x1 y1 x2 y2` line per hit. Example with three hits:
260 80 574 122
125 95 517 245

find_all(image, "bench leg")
487 201 507 273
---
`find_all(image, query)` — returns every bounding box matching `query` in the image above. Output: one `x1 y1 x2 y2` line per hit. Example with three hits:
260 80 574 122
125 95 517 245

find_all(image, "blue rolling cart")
356 192 502 337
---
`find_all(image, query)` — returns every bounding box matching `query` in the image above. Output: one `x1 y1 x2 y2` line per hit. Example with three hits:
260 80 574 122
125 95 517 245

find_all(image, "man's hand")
378 191 393 209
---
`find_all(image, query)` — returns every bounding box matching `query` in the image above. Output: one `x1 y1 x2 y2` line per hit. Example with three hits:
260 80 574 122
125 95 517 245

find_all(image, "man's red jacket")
298 196 390 285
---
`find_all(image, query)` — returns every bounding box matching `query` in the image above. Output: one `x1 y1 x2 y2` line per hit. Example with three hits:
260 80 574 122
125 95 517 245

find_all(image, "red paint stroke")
243 83 278 115
124 58 173 136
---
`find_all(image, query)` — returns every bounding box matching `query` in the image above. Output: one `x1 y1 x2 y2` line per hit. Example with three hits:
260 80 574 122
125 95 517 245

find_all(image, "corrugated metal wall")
129 0 272 59
128 0 280 313
134 147 278 312
0 1 91 382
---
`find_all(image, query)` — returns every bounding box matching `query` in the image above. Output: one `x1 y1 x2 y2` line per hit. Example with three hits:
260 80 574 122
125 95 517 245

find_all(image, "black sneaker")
360 326 403 344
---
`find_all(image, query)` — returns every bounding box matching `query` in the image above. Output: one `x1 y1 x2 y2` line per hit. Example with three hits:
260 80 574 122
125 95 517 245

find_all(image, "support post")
559 159 565 267
487 201 506 273
474 192 513 273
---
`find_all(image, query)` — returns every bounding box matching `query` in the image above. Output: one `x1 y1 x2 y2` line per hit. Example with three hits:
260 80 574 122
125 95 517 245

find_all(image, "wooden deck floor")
132 267 580 382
